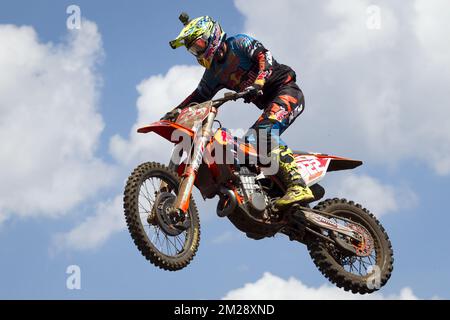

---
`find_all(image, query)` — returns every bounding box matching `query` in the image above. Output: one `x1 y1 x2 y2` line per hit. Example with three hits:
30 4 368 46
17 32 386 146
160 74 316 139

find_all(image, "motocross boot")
273 146 314 208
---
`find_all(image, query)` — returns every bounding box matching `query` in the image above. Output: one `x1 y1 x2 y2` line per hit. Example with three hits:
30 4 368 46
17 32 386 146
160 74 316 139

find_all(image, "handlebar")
211 89 263 107
211 91 247 106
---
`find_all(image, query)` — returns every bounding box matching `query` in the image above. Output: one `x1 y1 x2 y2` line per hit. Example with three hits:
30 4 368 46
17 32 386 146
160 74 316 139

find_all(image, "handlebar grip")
223 92 235 99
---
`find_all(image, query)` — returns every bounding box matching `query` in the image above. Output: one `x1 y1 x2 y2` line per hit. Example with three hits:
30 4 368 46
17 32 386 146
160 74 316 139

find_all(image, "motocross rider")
163 14 314 208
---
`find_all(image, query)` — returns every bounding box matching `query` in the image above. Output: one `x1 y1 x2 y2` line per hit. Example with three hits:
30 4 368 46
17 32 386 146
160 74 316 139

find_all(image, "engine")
238 167 268 214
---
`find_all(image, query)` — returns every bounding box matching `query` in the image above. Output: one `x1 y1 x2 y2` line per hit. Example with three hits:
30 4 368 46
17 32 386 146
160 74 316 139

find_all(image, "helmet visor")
187 37 208 57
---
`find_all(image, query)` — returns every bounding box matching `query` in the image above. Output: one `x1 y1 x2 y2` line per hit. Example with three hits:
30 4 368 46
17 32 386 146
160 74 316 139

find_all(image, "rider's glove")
161 108 181 122
243 84 263 104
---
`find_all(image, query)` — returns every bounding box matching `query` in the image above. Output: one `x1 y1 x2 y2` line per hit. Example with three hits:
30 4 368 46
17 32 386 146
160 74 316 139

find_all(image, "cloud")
109 65 204 166
223 272 419 300
69 58 259 250
53 0 448 250
0 21 116 221
325 173 418 216
53 194 124 251
109 63 264 167
314 0 399 61
60 65 206 251
234 0 450 175
414 0 450 66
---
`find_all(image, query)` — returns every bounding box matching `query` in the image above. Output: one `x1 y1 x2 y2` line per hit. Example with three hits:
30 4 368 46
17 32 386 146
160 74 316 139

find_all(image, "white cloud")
52 0 450 250
54 194 124 251
223 272 419 300
109 65 204 166
234 0 450 175
0 21 116 221
314 0 399 61
60 65 206 251
109 63 263 168
91 63 255 251
326 173 418 216
414 0 450 67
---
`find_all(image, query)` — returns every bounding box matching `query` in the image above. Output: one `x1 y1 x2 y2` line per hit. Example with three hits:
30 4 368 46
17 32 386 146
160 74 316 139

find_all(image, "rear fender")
294 153 362 186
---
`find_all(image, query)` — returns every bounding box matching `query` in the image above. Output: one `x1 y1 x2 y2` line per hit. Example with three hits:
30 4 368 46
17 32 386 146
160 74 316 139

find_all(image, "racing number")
297 158 322 176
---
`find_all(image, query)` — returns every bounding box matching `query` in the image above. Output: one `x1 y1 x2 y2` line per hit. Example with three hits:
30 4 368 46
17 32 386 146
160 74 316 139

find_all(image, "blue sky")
0 0 449 299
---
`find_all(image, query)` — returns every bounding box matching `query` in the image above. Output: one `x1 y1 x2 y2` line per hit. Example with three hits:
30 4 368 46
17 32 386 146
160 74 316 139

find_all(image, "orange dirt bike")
123 91 393 294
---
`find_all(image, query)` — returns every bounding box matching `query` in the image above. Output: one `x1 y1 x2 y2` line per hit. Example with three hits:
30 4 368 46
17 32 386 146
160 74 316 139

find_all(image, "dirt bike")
123 90 394 294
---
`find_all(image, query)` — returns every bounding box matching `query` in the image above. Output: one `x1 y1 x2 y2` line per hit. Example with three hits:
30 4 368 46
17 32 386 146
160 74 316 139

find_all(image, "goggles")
187 36 209 57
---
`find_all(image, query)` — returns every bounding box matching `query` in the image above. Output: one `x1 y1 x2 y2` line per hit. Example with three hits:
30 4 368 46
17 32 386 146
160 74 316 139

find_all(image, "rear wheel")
307 198 393 294
123 162 200 271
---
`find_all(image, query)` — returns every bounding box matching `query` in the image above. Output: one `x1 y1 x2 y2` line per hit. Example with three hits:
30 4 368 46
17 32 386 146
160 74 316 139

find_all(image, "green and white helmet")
170 14 226 69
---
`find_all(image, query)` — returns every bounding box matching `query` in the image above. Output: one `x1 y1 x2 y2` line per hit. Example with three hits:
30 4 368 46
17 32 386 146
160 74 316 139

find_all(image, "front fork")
172 107 217 215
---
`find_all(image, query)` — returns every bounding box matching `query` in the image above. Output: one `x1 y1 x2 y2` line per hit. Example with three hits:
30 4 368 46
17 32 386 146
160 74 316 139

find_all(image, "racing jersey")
176 34 296 110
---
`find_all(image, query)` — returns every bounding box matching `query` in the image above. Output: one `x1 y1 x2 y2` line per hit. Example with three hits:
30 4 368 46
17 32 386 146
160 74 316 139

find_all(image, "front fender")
137 120 194 143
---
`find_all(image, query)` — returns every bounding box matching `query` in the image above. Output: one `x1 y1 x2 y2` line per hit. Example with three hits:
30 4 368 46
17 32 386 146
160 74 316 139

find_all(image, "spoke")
177 234 185 253
139 190 154 209
371 252 377 262
138 179 160 230
139 212 150 220
358 259 362 275
175 234 185 251
138 175 186 257
172 236 180 254
164 234 172 255
180 237 186 251
350 258 357 274
150 178 158 195
139 202 150 214
153 227 160 250
142 180 149 199
151 184 157 200
144 181 155 203
361 258 372 266
136 174 190 257
144 179 154 202
150 226 158 244
141 182 150 202
328 212 381 277
361 261 368 272
165 235 179 255
155 227 162 251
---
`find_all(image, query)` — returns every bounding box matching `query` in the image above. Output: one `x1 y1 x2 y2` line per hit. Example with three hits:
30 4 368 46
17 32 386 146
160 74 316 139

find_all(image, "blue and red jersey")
177 34 296 110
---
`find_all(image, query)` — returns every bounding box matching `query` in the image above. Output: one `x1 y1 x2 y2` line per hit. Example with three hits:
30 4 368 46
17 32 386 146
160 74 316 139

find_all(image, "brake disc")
154 192 184 237
331 222 374 257
348 223 374 257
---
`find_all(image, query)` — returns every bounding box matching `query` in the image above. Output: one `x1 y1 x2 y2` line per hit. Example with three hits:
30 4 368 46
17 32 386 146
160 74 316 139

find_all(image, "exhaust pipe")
216 187 237 217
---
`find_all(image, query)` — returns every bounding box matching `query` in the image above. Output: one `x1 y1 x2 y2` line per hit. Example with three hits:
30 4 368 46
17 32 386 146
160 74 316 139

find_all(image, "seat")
292 150 313 156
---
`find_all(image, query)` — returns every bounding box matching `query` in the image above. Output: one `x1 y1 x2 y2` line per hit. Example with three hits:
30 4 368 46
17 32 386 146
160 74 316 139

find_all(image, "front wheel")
307 198 394 294
123 162 200 271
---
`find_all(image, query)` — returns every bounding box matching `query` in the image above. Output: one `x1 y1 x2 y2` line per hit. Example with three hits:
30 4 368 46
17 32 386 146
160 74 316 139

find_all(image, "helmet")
170 14 226 69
